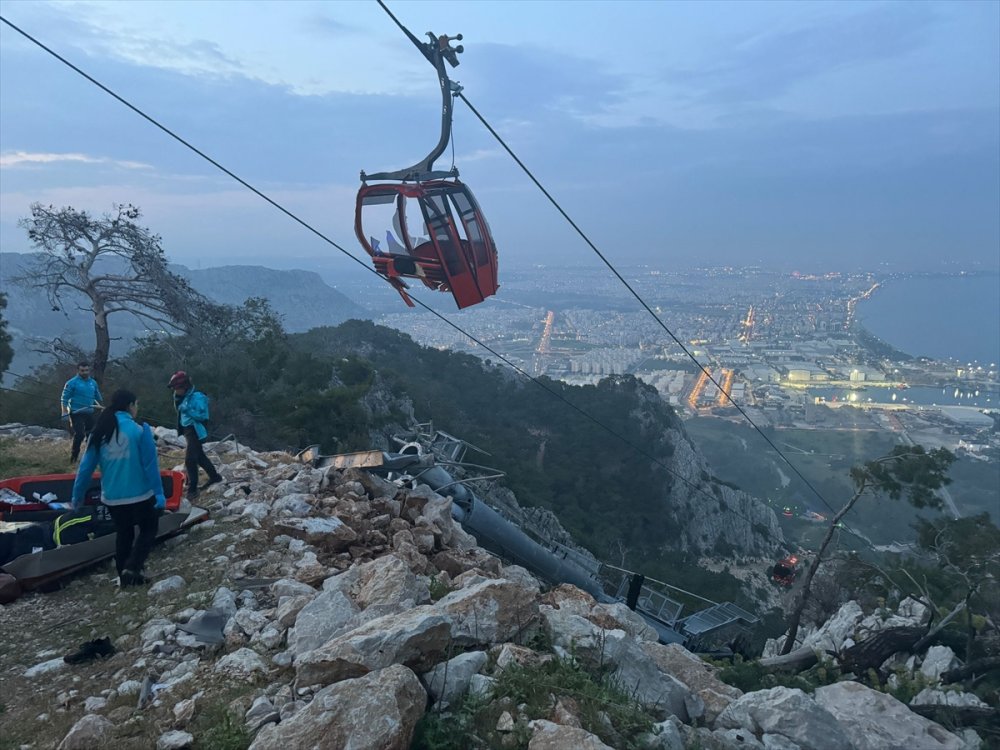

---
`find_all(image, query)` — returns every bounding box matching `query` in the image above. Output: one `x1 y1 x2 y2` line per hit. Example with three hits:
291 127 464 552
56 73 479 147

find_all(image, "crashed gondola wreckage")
300 432 758 651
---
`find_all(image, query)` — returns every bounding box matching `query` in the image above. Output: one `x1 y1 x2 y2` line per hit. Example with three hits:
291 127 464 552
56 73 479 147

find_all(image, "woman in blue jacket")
169 371 222 500
72 389 165 587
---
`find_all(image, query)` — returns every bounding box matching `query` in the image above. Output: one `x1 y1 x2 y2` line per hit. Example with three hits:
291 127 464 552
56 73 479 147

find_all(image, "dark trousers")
69 412 96 460
107 497 158 576
183 426 220 494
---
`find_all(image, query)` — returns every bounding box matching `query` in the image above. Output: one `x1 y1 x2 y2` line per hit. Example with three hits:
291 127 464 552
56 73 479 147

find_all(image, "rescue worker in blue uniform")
71 388 165 587
61 362 103 462
169 371 223 500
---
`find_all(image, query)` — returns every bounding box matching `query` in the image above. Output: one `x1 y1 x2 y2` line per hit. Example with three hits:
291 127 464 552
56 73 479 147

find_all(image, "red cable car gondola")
356 28 499 309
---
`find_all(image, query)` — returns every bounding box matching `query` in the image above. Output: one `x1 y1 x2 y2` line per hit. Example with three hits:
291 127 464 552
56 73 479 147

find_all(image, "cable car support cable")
375 1 843 522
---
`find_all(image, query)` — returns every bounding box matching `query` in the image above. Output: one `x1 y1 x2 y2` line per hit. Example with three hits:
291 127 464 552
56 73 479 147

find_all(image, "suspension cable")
374 2 841 520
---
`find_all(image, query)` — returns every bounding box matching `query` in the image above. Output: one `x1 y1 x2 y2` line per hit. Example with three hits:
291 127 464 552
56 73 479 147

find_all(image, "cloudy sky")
1 0 997 279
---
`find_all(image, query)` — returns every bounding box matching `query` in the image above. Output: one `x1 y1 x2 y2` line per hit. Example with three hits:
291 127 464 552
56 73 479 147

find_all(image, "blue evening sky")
1 0 997 277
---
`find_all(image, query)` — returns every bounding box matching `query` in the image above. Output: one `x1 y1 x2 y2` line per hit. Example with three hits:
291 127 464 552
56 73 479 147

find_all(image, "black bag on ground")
52 505 116 547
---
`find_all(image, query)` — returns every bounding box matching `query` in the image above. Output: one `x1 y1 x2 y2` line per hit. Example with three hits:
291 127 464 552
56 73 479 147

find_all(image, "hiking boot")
186 488 199 501
64 636 115 664
204 475 224 490
120 569 150 587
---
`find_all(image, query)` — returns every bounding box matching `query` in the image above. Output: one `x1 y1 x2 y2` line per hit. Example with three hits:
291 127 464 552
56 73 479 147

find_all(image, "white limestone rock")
57 715 113 750
149 576 187 597
248 665 425 750
715 686 853 750
214 648 268 678
920 646 961 682
814 680 964 750
421 650 488 706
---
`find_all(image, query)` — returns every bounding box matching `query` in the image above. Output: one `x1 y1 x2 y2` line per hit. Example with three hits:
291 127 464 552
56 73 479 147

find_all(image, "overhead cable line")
0 16 798 555
375 0 841 521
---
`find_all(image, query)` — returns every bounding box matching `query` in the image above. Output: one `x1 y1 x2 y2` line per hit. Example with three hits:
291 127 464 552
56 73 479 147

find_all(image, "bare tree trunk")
780 486 866 655
92 305 110 383
941 656 1000 685
839 626 925 674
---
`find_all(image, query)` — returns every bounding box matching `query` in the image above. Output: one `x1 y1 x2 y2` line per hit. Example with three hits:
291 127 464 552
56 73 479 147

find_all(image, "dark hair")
77 361 90 369
87 389 137 449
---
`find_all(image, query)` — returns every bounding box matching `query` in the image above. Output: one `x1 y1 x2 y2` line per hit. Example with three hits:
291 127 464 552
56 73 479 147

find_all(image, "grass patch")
713 655 842 694
428 574 454 602
412 656 655 750
0 435 75 477
189 693 252 750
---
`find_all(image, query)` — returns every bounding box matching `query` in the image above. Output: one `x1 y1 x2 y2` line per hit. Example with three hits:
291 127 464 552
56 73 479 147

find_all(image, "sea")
858 274 1000 366
809 274 1000 408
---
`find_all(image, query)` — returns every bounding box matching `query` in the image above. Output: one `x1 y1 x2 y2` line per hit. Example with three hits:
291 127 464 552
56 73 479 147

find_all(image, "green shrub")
413 656 654 750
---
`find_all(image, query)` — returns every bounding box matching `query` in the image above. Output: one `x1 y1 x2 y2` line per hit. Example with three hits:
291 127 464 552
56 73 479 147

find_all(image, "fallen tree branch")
759 646 818 671
839 626 926 674
941 656 1000 685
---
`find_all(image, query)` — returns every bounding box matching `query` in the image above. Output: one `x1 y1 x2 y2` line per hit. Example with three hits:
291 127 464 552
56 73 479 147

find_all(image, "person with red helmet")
168 371 222 500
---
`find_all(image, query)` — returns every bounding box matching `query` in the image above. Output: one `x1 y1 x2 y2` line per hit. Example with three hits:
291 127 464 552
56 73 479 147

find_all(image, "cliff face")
657 427 783 557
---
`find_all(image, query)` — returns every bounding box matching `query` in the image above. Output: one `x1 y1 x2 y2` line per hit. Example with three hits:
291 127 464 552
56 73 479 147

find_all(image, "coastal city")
377 266 1000 471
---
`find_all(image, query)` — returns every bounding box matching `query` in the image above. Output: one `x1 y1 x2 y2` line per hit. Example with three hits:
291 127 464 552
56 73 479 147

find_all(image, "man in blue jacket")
61 362 103 462
169 371 223 500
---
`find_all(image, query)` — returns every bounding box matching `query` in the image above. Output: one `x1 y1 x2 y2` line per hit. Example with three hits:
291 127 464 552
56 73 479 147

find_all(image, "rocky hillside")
0 427 984 750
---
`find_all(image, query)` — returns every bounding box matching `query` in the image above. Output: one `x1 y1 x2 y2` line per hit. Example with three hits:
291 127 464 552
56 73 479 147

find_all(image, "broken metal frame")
304 426 761 649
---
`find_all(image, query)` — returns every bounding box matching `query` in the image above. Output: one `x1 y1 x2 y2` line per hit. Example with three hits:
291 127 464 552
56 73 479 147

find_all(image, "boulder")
641 643 742 725
432 548 502 578
715 686 852 750
271 493 314 517
639 718 686 750
232 607 270 637
270 578 316 599
469 673 495 698
249 665 425 750
801 600 864 653
910 688 989 708
212 587 239 620
156 730 194 750
435 578 539 646
57 715 113 750
214 647 268 678
288 588 360 656
541 584 598 617
814 681 964 750
418 495 458 546
493 643 553 673
544 602 693 721
351 554 431 616
24 657 67 678
275 595 312 629
606 633 698 722
527 719 614 749
295 606 452 686
421 650 488 705
920 646 961 682
500 564 542 595
591 602 659 642
275 517 357 552
149 575 187 597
